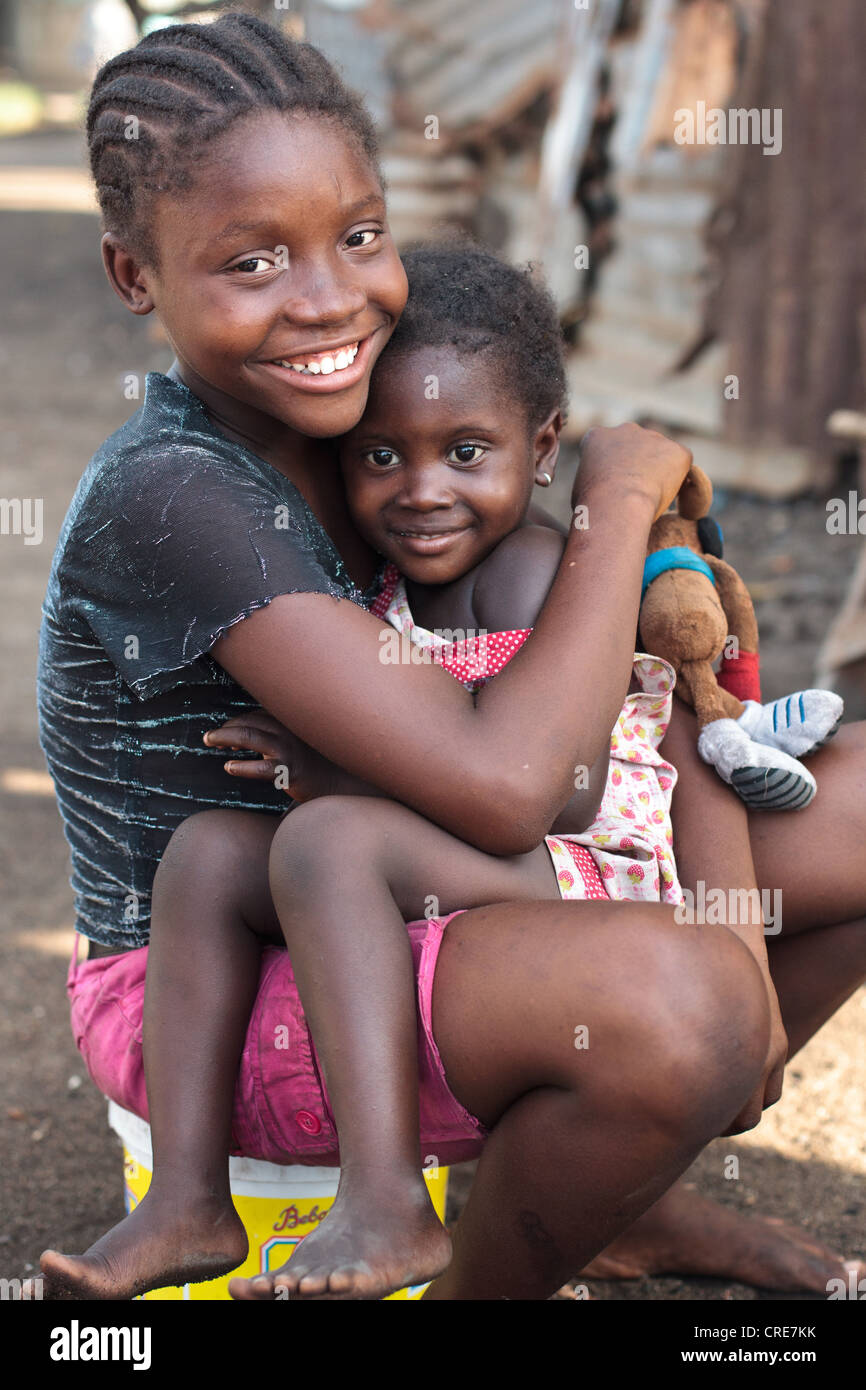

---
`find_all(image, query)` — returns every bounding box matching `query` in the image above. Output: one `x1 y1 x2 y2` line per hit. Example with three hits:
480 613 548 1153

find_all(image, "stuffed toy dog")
639 466 843 808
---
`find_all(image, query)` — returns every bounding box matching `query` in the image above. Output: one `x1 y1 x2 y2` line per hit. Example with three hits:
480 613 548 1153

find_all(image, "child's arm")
214 426 691 858
211 526 616 829
660 695 787 1131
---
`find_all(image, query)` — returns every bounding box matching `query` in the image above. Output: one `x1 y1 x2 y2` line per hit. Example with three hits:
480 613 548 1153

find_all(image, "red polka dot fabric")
371 563 529 688
556 841 609 900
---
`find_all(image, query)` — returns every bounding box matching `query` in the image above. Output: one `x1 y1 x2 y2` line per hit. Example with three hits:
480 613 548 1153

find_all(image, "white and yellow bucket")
108 1102 448 1301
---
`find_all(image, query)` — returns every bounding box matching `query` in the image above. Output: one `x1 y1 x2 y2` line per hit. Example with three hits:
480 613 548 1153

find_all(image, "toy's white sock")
735 691 843 759
698 719 816 809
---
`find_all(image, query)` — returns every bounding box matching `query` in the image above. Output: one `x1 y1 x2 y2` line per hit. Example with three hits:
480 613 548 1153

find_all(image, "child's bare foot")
229 1176 451 1301
40 1189 248 1300
581 1182 864 1294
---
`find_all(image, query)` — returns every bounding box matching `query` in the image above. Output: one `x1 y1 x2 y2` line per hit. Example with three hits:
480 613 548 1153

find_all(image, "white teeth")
274 342 360 374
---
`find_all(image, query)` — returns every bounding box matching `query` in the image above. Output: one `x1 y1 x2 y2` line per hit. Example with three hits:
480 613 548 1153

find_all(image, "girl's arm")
469 523 611 832
212 424 691 856
212 523 611 833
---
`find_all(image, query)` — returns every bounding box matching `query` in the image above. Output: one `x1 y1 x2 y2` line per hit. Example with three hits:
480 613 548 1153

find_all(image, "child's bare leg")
233 895 769 1300
230 795 558 1301
40 809 282 1299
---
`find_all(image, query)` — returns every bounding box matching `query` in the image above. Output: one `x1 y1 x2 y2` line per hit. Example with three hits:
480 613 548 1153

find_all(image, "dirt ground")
0 132 863 1300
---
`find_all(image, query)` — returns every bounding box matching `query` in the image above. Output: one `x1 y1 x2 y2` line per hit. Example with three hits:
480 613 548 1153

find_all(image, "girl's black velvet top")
37 372 381 949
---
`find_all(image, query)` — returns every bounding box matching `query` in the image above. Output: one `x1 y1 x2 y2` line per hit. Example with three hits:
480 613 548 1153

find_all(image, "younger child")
43 246 691 1302
223 246 693 1302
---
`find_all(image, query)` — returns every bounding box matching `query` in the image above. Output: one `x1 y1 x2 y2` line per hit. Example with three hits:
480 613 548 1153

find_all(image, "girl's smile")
257 327 382 395
388 526 475 557
105 110 408 470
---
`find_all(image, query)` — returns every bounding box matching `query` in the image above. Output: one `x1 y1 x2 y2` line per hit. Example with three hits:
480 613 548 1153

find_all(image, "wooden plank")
529 0 621 263
704 0 866 462
816 546 866 677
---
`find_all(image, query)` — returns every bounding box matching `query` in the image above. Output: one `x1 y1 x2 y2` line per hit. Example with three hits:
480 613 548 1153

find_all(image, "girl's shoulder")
59 372 320 562
87 372 286 494
471 524 566 632
45 372 371 670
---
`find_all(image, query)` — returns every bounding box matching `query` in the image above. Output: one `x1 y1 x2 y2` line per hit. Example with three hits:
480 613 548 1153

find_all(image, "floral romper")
371 564 685 907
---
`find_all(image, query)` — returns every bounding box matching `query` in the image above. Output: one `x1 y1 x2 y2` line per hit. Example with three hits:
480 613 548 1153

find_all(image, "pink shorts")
67 912 488 1167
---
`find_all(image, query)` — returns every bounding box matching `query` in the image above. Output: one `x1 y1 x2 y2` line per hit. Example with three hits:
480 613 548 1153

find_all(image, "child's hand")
573 423 692 522
203 710 384 804
203 711 323 800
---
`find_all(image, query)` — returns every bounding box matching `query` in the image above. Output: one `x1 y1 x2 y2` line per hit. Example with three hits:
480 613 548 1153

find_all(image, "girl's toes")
297 1271 329 1297
327 1267 357 1295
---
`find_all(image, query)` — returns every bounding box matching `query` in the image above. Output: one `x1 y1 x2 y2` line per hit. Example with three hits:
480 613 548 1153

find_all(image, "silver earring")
538 472 552 486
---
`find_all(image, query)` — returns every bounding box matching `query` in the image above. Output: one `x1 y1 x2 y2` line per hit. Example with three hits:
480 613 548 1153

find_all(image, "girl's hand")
203 710 384 803
762 984 788 1109
573 423 692 522
722 976 787 1135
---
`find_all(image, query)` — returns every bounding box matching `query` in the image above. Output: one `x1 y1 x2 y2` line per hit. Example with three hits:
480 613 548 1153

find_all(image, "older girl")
37 13 865 1300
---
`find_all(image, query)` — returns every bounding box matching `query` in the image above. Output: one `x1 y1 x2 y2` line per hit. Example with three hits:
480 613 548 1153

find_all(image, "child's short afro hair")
382 241 568 430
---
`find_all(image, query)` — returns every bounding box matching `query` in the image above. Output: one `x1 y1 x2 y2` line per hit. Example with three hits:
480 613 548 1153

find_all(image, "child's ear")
533 408 563 487
101 234 155 315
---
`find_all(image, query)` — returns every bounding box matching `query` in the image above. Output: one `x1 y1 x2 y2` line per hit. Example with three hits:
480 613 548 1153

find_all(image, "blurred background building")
1 0 864 699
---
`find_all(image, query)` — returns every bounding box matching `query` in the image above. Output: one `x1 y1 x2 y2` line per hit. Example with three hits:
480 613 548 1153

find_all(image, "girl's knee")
661 928 768 1132
597 920 769 1139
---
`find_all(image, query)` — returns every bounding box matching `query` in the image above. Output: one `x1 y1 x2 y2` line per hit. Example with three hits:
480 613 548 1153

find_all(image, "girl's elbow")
463 775 555 857
468 822 546 857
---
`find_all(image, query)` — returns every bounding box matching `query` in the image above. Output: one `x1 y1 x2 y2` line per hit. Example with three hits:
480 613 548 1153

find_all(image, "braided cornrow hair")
86 10 381 266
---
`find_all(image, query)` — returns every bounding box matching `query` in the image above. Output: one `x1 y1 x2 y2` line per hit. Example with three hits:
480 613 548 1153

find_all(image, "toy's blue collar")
642 546 716 600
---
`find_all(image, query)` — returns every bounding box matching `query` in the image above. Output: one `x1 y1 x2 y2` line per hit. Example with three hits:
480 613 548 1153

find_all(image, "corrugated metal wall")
705 0 866 462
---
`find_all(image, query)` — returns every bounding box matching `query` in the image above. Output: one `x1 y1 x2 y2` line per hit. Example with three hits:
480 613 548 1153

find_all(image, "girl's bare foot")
229 1176 451 1301
40 1189 248 1300
581 1182 865 1294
